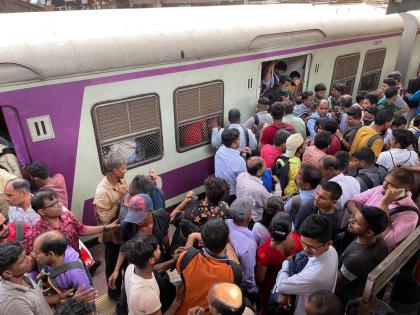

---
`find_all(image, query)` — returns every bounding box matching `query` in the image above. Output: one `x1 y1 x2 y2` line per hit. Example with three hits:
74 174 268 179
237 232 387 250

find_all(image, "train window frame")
330 53 361 95
91 93 163 174
173 80 224 153
357 48 387 94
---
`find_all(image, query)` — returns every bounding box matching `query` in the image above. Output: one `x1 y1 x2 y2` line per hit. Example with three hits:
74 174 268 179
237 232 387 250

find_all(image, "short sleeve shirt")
191 200 229 227
260 122 296 146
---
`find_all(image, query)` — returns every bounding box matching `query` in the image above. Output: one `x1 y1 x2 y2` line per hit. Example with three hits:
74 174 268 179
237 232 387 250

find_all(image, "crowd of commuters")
0 62 419 315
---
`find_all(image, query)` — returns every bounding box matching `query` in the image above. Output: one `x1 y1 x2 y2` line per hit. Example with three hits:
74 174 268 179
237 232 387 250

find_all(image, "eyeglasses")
300 239 325 252
44 200 62 209
0 218 9 230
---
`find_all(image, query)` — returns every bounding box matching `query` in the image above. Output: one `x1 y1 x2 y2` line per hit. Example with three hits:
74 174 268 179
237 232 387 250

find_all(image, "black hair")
247 158 264 176
334 151 350 171
221 129 240 148
31 187 58 212
321 155 341 171
413 115 420 127
6 178 31 192
332 83 346 95
340 95 353 109
204 176 228 207
302 91 314 101
299 214 332 243
365 105 377 115
261 196 284 228
385 87 398 99
202 217 229 253
391 115 407 127
374 110 394 125
40 231 68 256
228 108 241 123
282 101 294 115
359 206 389 235
121 234 159 269
383 78 397 87
387 71 402 83
273 130 290 147
364 93 379 106
0 241 24 275
319 118 338 134
314 83 327 92
129 175 154 196
389 167 414 188
347 106 362 119
212 299 245 315
306 290 343 315
392 129 416 149
275 61 288 72
270 213 291 242
314 131 332 150
278 75 291 85
258 96 271 106
289 71 301 79
300 164 322 189
356 94 364 104
320 181 342 201
353 148 376 165
270 102 285 120
25 161 49 180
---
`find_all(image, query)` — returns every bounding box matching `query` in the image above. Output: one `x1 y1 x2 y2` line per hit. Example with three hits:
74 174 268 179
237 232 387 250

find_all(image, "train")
0 4 420 227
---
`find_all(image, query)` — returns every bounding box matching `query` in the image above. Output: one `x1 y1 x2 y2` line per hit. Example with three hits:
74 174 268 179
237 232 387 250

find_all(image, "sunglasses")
0 218 9 230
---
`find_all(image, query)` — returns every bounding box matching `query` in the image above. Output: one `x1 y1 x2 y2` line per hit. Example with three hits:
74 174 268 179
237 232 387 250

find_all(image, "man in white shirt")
272 214 338 315
377 129 419 172
4 178 40 226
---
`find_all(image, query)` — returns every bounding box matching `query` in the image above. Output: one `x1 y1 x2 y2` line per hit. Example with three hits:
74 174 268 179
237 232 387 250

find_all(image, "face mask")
363 119 373 126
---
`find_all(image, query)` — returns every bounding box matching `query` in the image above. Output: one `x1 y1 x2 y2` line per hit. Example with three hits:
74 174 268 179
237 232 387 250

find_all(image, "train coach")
0 4 419 228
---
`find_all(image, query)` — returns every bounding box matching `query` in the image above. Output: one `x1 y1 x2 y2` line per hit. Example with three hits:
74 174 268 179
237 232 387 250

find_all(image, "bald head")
5 178 30 192
246 157 265 177
4 178 31 207
33 230 68 259
319 155 341 180
208 283 245 315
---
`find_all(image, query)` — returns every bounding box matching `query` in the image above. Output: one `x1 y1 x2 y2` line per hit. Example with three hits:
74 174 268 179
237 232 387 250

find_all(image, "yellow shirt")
284 156 301 197
349 126 384 157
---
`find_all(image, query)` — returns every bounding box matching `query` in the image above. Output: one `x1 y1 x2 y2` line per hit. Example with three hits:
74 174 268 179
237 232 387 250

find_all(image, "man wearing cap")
225 198 258 302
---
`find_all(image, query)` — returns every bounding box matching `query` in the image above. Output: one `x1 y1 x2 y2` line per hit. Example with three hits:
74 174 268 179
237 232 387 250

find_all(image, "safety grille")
358 49 386 94
92 94 163 172
174 81 224 152
331 53 360 95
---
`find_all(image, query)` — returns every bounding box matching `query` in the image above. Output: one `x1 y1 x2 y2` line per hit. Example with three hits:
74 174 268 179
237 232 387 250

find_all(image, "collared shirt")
284 189 317 230
302 145 326 168
24 210 86 255
236 172 281 221
8 205 40 227
377 97 397 113
226 219 258 293
211 124 257 150
215 146 247 196
282 115 306 138
350 186 419 250
377 148 419 172
292 104 311 119
273 246 338 315
0 275 53 315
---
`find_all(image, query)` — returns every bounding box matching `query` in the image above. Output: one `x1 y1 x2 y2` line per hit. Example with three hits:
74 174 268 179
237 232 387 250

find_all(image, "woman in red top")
255 212 302 314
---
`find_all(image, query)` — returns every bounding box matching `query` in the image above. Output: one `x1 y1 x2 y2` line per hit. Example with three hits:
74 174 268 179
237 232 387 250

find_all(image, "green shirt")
377 96 397 112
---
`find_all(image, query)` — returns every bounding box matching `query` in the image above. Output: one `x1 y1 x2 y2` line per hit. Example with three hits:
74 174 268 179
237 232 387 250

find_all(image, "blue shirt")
211 124 257 150
306 112 332 138
284 189 317 229
407 90 420 114
215 146 246 195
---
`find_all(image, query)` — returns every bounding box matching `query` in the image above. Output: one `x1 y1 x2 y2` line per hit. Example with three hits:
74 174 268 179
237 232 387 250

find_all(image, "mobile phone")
396 188 406 199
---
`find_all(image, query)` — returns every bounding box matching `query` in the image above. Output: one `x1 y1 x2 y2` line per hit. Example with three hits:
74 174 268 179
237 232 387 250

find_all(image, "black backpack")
272 156 291 193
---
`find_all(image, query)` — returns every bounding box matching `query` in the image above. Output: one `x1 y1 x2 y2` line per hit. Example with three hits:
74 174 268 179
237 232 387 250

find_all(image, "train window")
330 53 360 95
92 94 163 172
174 80 224 153
358 49 386 94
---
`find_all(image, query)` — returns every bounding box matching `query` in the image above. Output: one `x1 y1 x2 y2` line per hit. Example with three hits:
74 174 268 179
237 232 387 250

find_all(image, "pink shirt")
260 144 282 169
45 173 69 208
302 145 326 168
350 185 419 250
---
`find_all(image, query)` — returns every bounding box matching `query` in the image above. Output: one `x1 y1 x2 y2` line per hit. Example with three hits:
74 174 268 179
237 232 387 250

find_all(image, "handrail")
362 225 420 303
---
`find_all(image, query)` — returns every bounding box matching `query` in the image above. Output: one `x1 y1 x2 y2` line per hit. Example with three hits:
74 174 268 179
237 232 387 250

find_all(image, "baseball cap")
229 197 254 221
284 133 304 158
124 194 153 224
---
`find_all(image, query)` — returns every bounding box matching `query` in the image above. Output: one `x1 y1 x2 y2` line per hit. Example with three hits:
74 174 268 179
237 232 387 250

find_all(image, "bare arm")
255 265 267 283
346 200 360 216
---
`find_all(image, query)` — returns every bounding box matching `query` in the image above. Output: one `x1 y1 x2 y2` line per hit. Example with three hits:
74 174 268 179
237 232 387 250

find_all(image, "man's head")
124 194 154 234
361 93 379 109
207 283 245 315
319 155 341 179
270 102 285 121
350 148 376 170
299 214 332 257
331 84 345 98
282 101 294 116
413 115 420 128
121 234 160 269
363 105 377 125
346 106 362 126
129 175 154 196
25 161 49 188
384 87 398 103
302 91 315 108
0 214 10 242
316 100 329 117
228 108 241 124
374 110 394 131
0 241 31 281
103 154 127 180
318 118 338 135
348 206 389 238
204 176 228 207
314 131 332 151
229 197 254 226
273 130 290 152
391 129 416 149
284 133 304 158
31 188 62 219
387 71 402 85
246 157 266 178
334 151 350 173
294 164 322 191
340 95 353 112
314 181 342 211
221 128 240 149
274 61 288 74
390 115 407 131
304 290 343 315
257 96 271 112
278 76 292 90
32 230 67 266
383 168 414 196
202 217 229 254
314 83 327 99
4 178 31 207
380 78 397 96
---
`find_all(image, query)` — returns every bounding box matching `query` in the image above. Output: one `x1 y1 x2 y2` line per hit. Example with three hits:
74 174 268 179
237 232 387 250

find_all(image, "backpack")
179 247 242 286
367 134 381 149
253 114 260 128
389 206 420 226
408 127 420 152
272 156 291 193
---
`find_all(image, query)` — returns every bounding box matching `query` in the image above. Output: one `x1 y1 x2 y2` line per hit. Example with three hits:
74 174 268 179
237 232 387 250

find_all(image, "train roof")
0 4 404 84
